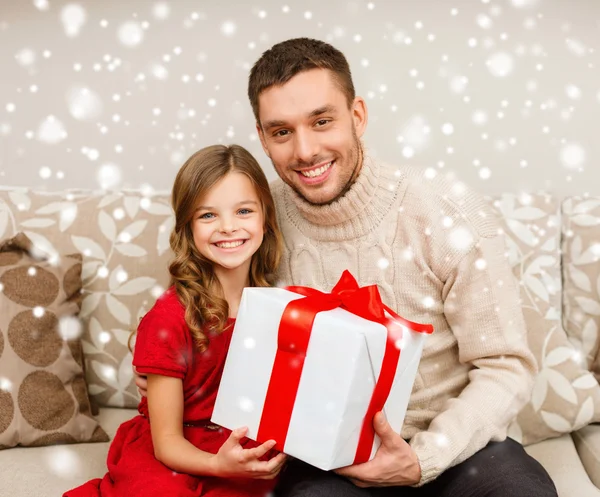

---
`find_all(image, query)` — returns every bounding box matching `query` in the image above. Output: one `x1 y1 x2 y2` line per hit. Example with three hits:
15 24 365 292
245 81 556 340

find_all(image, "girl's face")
191 172 265 275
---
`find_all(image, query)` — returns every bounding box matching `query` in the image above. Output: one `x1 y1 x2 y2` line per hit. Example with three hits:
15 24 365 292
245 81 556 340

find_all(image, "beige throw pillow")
0 232 108 449
487 194 600 445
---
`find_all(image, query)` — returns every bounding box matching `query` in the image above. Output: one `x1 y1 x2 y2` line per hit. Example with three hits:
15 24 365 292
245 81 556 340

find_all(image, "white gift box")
211 285 430 471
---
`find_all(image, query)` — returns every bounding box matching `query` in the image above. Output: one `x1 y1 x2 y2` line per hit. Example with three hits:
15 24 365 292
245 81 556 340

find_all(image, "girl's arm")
147 374 287 478
147 374 217 475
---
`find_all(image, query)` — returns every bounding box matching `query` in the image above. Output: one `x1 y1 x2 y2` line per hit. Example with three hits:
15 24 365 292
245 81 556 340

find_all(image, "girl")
64 144 286 496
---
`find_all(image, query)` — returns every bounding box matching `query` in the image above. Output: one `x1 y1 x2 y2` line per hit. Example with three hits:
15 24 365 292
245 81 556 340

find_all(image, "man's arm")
409 233 536 485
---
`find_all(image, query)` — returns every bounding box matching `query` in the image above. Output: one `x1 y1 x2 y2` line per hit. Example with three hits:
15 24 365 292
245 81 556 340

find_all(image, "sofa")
0 187 599 497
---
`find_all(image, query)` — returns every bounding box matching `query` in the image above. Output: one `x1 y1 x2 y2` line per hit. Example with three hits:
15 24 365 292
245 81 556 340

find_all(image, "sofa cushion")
572 424 600 488
562 196 600 382
488 194 600 445
0 189 173 408
0 232 108 449
0 407 136 497
524 434 600 496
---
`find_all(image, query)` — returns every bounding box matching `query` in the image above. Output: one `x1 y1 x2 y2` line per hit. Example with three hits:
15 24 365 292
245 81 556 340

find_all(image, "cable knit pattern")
271 157 537 485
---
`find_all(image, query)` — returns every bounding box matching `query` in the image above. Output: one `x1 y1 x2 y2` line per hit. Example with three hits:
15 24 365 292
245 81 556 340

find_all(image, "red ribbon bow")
256 270 433 464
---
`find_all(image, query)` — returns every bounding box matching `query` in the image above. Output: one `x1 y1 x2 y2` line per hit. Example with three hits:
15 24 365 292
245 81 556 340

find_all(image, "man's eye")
275 129 289 137
316 119 329 126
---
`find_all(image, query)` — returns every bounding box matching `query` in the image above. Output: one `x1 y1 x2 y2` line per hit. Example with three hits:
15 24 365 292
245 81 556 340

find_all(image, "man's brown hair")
248 37 355 123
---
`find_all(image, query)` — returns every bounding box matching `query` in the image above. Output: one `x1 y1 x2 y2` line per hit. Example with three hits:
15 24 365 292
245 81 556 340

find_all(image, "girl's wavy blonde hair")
169 144 282 351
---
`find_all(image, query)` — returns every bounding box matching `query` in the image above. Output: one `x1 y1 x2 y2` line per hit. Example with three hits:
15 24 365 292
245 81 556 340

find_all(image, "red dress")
64 287 278 497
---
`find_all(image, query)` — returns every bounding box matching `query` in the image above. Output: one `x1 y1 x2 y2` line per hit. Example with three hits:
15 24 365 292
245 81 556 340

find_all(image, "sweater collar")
280 153 403 240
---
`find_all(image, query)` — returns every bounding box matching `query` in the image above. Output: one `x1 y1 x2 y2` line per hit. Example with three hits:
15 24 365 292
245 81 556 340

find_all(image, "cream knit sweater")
270 155 537 486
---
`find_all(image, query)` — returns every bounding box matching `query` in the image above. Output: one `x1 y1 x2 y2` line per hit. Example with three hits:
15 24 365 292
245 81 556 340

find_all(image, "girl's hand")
210 427 287 480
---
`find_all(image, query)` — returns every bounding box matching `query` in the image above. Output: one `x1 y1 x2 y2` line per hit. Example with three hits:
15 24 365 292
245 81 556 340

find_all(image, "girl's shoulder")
141 286 185 324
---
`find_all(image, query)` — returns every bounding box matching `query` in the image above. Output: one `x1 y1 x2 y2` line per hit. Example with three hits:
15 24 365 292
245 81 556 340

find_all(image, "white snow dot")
37 115 67 144
565 84 582 100
244 337 256 349
511 0 540 8
450 227 474 250
565 38 587 57
98 331 111 344
61 3 87 38
425 168 437 179
97 266 109 278
221 21 236 36
443 216 453 228
560 143 586 170
208 98 217 107
97 163 122 189
6 103 16 113
486 52 514 77
59 316 82 341
450 76 468 94
442 123 454 135
28 266 37 276
0 377 12 392
471 110 488 126
67 86 103 121
151 64 168 80
116 269 128 283
402 146 415 158
304 11 313 19
282 5 290 13
476 14 493 29
118 21 144 47
16 48 36 67
423 296 435 308
46 446 83 478
479 167 491 179
475 258 487 270
39 166 52 179
451 8 459 16
468 38 478 48
152 2 170 20
377 258 390 269
33 306 45 318
33 0 49 11
239 397 254 412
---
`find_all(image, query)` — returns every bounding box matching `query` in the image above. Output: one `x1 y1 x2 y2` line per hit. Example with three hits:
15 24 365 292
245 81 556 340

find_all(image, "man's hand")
133 365 148 397
334 412 421 487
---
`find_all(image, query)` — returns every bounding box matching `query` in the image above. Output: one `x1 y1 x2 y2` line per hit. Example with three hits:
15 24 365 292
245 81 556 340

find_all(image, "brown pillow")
0 233 108 449
487 194 600 445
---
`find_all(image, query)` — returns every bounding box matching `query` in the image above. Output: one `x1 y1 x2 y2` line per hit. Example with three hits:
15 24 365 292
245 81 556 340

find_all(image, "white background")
0 0 598 196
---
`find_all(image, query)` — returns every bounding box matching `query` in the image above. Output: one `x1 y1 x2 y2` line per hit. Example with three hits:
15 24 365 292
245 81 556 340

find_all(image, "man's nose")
293 129 320 165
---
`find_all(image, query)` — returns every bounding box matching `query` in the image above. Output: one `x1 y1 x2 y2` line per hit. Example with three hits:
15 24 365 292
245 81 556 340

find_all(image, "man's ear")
257 122 271 159
352 96 368 139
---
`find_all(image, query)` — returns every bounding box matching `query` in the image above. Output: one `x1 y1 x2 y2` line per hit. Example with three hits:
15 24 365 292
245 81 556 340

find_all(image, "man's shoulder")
390 163 499 239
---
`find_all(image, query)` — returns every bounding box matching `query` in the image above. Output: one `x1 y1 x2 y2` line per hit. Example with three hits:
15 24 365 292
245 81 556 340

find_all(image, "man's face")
257 69 368 205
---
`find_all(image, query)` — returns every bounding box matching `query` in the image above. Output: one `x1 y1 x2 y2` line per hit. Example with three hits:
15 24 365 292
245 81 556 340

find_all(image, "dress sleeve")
132 300 190 380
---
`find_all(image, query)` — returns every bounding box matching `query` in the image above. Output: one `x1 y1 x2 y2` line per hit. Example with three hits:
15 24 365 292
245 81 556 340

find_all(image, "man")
138 38 557 496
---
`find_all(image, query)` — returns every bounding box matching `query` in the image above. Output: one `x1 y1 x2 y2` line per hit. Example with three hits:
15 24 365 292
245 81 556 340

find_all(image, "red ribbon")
256 270 433 464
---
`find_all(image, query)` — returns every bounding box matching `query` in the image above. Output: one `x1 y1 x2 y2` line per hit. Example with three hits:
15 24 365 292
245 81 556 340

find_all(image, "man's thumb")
373 411 391 438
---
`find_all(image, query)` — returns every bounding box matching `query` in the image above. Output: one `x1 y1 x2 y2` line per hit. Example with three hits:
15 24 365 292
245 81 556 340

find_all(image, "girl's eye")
199 212 214 219
238 208 252 215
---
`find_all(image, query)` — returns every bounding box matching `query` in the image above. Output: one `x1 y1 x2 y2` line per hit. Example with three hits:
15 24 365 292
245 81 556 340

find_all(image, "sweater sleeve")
409 233 537 485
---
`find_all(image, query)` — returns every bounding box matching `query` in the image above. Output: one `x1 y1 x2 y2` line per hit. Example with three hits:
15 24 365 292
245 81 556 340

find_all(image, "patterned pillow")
487 194 600 445
0 189 173 408
562 196 600 382
0 232 108 448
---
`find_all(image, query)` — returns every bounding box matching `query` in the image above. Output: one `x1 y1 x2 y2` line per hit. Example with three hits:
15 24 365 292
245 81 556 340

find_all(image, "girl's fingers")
264 452 287 473
242 439 277 460
225 426 248 448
